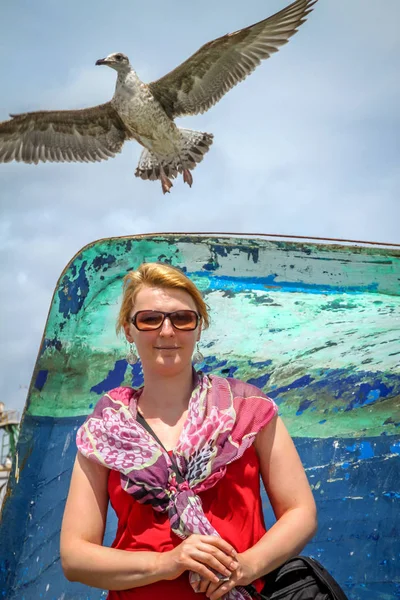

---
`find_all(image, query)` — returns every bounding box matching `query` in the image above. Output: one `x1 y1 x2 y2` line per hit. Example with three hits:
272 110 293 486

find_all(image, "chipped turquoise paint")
191 272 379 294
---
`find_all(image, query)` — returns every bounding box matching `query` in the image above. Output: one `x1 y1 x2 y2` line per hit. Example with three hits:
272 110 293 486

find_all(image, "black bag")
244 556 349 600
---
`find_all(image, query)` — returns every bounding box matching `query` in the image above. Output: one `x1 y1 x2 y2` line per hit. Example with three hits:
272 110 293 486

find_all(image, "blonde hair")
116 262 210 334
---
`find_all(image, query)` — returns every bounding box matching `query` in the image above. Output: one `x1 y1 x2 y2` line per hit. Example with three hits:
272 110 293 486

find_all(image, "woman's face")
124 286 201 376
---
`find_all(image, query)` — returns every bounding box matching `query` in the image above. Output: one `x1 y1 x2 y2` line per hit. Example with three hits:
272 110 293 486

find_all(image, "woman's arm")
202 415 317 599
60 452 165 590
246 415 317 573
60 452 238 591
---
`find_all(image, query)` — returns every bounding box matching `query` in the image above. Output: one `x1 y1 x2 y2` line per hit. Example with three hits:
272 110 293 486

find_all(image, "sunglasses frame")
130 310 200 331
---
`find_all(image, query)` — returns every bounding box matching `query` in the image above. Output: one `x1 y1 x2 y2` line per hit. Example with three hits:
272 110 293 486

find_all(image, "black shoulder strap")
136 412 185 484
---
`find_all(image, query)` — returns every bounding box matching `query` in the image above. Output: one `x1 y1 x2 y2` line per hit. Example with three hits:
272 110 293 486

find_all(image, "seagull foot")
183 169 193 188
161 174 173 194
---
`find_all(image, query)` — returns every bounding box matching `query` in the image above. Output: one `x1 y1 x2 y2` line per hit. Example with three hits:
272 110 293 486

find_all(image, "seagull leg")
183 169 193 188
161 173 173 194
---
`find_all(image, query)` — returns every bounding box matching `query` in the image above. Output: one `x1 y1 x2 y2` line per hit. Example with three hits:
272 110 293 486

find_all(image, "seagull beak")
95 58 107 66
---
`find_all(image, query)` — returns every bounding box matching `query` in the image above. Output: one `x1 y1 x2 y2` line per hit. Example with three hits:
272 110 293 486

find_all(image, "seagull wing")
149 0 317 119
0 102 127 164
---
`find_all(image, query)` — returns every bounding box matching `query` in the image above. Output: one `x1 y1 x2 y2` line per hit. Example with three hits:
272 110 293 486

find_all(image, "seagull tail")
135 129 213 182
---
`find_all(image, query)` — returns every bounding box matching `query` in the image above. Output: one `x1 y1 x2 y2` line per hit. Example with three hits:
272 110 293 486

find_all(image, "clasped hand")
161 534 255 599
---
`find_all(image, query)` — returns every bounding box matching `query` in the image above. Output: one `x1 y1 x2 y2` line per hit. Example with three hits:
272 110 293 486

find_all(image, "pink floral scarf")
76 372 277 599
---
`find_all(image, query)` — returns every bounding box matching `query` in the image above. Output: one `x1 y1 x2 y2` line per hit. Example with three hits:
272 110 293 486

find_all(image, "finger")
198 577 211 594
197 575 230 595
209 579 235 600
199 535 238 558
198 542 239 572
186 559 221 585
197 577 206 594
209 570 243 600
203 579 225 597
193 549 235 578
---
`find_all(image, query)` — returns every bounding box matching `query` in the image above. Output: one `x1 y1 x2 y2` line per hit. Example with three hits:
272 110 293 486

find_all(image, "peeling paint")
14 452 19 484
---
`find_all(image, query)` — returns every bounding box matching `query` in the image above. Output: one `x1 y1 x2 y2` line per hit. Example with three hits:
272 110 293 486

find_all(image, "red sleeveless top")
107 445 266 599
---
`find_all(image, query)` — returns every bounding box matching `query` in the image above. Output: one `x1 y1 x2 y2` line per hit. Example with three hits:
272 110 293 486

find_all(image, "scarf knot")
167 472 190 496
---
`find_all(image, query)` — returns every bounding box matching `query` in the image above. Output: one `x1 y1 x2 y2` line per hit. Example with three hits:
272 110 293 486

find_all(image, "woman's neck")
138 367 195 422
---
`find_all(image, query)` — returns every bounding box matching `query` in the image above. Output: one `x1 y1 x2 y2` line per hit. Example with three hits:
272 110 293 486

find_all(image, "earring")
192 343 204 365
126 343 138 365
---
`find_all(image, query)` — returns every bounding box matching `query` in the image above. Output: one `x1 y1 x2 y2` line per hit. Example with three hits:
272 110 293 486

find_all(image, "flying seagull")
0 0 317 194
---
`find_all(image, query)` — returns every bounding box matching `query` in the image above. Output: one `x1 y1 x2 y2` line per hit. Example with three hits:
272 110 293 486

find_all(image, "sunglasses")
131 310 200 331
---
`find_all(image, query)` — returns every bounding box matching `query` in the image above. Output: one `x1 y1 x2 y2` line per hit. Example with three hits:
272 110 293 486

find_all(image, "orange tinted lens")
170 311 198 330
135 311 164 330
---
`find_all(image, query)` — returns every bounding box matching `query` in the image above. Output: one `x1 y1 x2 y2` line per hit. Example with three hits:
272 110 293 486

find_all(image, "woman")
60 262 317 600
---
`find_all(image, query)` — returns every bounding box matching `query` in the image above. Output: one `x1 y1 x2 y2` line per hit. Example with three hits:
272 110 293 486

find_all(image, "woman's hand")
158 534 239 585
197 552 256 599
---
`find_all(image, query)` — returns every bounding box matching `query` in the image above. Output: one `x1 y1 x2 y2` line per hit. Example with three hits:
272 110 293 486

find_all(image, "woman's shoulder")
209 373 272 400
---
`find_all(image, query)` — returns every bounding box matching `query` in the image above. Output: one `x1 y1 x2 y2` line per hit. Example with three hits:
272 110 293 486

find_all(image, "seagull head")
95 52 130 72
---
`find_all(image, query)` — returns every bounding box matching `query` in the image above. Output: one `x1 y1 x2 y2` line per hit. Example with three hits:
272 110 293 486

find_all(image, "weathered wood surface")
0 234 399 599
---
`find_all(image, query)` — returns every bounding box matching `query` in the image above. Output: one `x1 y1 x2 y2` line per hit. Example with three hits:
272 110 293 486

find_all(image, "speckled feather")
149 0 317 118
0 103 126 164
0 0 317 189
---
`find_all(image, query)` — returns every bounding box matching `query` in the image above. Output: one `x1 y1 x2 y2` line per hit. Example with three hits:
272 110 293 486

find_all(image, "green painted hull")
31 234 400 436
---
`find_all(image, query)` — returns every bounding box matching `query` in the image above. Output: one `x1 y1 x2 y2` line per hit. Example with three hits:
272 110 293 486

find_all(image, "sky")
0 0 399 415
